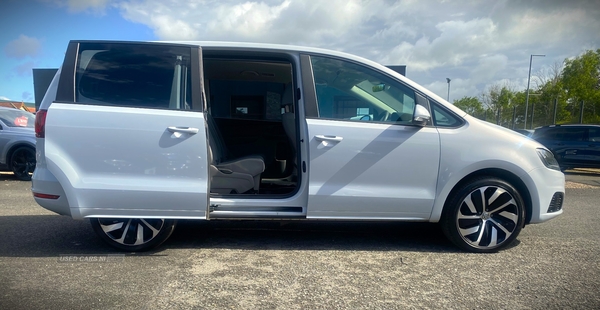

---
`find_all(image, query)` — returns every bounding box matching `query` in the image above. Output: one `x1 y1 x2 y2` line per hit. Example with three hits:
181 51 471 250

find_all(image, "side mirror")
413 105 431 126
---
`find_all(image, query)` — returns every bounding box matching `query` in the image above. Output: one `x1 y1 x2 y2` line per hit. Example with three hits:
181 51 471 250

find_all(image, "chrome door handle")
167 127 199 134
315 135 343 142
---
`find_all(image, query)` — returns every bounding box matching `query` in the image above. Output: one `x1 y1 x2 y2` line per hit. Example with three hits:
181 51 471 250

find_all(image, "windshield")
0 109 35 128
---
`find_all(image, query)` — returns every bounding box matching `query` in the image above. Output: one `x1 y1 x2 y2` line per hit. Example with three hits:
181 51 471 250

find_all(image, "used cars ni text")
32 41 565 252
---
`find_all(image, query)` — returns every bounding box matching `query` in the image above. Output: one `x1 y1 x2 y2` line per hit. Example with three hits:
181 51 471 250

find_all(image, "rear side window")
537 127 586 141
76 43 192 110
589 128 600 142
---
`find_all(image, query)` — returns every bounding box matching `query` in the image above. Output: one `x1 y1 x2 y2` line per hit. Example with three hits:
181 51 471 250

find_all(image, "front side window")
76 43 192 110
310 56 416 123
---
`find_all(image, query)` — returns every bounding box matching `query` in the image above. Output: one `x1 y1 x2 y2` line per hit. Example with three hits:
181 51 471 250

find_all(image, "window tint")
76 43 192 110
557 128 586 141
589 128 600 142
310 56 416 123
539 127 586 141
431 103 461 127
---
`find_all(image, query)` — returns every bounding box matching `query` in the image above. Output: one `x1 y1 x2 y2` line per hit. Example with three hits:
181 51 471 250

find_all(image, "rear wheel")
441 177 525 253
10 146 35 181
90 218 177 251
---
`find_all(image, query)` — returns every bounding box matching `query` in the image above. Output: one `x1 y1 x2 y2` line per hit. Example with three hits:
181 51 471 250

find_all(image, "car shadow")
0 215 463 257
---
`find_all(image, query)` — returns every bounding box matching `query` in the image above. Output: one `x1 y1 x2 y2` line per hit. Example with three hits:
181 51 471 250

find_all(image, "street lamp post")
524 54 545 129
446 78 451 102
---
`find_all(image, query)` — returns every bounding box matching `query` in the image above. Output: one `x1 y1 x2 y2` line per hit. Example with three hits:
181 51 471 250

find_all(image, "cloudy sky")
1 0 599 103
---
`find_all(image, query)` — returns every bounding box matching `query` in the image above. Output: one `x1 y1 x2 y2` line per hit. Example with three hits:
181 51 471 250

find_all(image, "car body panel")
429 116 564 223
306 119 440 219
42 103 209 219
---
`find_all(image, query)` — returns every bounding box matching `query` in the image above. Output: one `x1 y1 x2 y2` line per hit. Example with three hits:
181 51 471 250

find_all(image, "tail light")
33 192 60 199
35 109 47 138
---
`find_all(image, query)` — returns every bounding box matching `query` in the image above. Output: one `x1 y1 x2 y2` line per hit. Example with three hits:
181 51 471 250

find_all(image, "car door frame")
299 53 441 220
49 41 211 220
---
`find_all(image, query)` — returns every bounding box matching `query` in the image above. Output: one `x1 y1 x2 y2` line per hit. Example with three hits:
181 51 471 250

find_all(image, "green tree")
562 49 600 123
534 62 569 126
453 96 484 117
481 84 515 126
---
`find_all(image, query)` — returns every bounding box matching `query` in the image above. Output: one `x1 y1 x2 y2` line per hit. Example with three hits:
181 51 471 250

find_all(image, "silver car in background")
0 107 36 180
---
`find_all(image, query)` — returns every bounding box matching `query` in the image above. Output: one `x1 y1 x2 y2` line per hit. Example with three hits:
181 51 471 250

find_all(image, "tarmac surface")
0 170 598 309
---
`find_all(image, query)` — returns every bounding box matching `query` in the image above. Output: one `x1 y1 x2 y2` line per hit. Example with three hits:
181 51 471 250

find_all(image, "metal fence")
472 100 599 130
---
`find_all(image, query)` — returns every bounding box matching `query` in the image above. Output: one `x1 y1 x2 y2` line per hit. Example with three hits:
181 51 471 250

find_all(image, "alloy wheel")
456 186 520 249
97 218 165 246
11 147 35 181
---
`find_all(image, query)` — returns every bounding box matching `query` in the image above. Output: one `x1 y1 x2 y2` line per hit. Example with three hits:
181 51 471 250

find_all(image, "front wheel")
441 177 525 253
90 218 177 251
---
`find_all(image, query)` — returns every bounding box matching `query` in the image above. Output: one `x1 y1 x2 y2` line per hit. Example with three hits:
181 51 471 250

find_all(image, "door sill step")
209 210 306 219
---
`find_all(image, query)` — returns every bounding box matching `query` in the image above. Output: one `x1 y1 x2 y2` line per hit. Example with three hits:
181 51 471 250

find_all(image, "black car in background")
532 125 600 171
513 129 534 137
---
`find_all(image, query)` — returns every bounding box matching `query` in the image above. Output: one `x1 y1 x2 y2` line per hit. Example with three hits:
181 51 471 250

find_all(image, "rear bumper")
32 166 71 216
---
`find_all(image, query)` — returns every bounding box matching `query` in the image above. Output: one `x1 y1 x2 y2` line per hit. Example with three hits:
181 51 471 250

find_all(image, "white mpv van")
32 41 564 252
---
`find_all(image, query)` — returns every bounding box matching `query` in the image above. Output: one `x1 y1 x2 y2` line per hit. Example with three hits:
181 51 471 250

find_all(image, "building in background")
0 99 35 113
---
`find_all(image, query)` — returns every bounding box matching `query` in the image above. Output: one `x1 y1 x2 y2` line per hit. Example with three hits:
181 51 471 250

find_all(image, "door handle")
315 135 343 142
167 127 199 134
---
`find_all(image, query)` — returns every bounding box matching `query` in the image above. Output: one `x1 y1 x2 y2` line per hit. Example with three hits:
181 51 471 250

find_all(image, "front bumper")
527 167 565 224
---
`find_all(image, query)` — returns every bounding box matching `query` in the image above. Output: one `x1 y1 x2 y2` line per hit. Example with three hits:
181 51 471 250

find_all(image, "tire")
10 146 35 181
90 218 177 252
441 177 525 253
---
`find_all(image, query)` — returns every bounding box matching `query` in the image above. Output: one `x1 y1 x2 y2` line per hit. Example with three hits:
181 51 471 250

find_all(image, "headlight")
536 148 560 171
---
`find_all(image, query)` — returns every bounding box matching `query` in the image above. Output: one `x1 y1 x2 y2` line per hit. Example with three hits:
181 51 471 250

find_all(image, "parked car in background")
0 107 36 180
32 40 564 253
532 124 600 171
513 129 533 137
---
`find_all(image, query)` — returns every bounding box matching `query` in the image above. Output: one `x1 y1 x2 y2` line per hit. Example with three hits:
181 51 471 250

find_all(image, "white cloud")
108 0 600 98
424 78 479 103
28 0 600 100
471 54 508 81
41 0 111 13
4 35 42 59
0 96 10 101
380 18 500 72
119 0 371 45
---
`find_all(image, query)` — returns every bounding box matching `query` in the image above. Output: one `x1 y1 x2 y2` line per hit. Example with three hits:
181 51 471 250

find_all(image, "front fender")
428 160 534 223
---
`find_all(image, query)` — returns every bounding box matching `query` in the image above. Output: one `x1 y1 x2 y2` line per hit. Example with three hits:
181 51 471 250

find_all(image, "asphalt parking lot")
0 171 599 309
